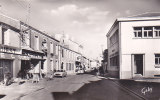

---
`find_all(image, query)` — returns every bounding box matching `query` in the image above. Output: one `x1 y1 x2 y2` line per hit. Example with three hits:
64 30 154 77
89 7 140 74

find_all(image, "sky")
0 0 160 59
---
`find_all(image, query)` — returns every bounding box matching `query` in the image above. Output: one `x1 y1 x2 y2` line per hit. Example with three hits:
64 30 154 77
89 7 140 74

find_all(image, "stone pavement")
0 75 102 100
0 80 45 100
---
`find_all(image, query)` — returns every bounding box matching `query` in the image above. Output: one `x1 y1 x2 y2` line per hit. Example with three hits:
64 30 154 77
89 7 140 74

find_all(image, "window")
2 28 9 45
155 54 160 65
69 63 71 70
66 63 68 71
42 39 47 48
144 27 153 37
62 49 64 57
21 31 30 47
133 26 160 38
35 35 39 50
110 30 118 47
50 42 53 53
72 63 74 70
148 31 153 37
110 55 119 66
144 31 147 37
56 45 58 55
154 26 160 37
134 27 142 38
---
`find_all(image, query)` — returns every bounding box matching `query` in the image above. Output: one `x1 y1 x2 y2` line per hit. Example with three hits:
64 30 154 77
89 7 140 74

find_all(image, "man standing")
32 64 39 83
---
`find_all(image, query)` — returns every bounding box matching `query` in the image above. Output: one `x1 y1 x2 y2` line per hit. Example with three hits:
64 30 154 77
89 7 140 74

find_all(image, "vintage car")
54 70 67 78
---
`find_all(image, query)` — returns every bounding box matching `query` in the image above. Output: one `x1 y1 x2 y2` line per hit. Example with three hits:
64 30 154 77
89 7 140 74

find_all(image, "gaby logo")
141 87 152 95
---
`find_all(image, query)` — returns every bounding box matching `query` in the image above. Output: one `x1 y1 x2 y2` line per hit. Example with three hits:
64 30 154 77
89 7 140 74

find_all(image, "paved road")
20 74 143 100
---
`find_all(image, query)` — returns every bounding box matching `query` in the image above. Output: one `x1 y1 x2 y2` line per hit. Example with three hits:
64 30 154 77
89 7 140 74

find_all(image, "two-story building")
0 13 88 80
20 22 60 78
0 14 60 81
0 14 21 80
55 34 84 74
107 13 160 79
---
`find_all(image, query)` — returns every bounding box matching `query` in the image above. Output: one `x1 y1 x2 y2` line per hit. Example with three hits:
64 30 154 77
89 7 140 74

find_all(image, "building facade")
101 49 108 73
0 14 21 80
107 14 160 79
55 34 84 74
20 22 60 78
81 56 91 72
0 14 90 81
0 14 60 81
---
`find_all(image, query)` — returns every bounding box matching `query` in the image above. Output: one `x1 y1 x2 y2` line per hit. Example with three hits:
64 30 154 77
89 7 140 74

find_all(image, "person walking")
3 67 12 86
32 65 40 83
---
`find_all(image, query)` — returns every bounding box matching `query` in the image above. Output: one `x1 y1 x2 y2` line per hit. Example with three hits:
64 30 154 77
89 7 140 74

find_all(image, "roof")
127 12 160 18
106 12 160 37
0 13 59 42
117 12 160 22
0 13 20 30
20 21 60 42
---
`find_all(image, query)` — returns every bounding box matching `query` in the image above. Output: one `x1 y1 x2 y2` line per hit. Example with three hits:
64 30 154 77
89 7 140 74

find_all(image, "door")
0 60 4 81
0 60 13 81
132 54 144 77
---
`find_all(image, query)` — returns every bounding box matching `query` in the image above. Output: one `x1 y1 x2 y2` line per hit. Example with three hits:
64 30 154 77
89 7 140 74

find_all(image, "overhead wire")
15 0 27 10
14 0 31 45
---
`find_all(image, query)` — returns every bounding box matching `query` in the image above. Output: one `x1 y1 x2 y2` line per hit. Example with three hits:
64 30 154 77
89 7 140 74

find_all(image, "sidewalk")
102 73 160 83
134 77 160 83
0 79 45 100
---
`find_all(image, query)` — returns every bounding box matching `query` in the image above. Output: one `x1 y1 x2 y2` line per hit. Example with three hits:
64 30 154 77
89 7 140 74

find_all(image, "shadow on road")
51 79 137 100
52 92 74 100
0 95 6 99
52 80 105 100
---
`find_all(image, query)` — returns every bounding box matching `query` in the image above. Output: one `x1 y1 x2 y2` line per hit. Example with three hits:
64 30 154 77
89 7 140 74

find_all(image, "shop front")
0 45 21 81
21 49 45 79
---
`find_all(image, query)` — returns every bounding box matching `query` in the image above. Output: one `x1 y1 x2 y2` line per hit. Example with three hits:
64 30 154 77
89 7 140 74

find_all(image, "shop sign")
0 53 5 58
19 55 30 60
11 54 15 59
0 46 17 54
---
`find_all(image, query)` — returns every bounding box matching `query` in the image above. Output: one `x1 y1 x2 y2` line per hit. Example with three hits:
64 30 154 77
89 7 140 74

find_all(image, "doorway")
0 60 13 81
132 54 144 76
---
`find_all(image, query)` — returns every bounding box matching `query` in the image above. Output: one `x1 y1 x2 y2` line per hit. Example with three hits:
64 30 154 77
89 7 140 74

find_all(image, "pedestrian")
17 70 22 85
3 67 12 86
32 65 40 83
26 68 31 80
46 70 54 81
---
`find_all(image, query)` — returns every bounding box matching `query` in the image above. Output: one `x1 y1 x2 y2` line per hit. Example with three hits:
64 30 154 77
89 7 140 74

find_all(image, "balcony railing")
42 46 48 52
0 44 21 54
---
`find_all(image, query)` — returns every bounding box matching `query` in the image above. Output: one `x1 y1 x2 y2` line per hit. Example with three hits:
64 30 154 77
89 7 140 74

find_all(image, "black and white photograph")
0 0 160 100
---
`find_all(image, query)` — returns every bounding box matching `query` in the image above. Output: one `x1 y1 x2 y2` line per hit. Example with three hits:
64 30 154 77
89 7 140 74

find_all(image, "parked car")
54 70 67 78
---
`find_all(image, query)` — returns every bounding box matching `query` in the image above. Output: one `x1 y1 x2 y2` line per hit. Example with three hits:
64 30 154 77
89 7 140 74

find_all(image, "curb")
110 79 146 100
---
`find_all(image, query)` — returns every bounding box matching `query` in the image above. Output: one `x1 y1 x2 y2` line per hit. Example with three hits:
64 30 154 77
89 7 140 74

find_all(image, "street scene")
1 73 160 100
1 0 160 100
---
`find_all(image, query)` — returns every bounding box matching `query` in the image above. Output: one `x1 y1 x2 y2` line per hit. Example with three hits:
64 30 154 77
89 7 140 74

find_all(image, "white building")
55 34 84 74
107 13 160 79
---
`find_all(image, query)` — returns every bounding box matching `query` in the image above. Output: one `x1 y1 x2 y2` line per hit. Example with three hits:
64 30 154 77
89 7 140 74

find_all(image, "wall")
107 24 120 77
120 20 160 79
9 29 20 48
